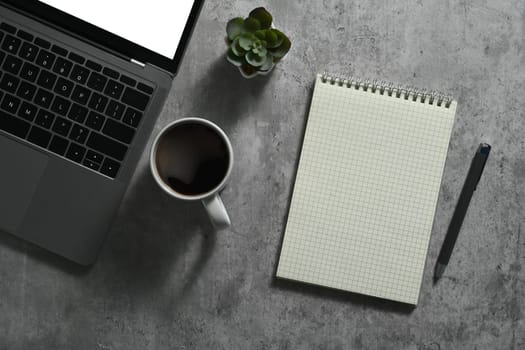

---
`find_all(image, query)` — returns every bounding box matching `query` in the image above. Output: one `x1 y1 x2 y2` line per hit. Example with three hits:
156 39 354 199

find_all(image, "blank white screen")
39 0 195 58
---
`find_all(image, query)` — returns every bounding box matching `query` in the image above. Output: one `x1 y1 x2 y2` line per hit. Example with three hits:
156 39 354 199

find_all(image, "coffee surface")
156 123 229 196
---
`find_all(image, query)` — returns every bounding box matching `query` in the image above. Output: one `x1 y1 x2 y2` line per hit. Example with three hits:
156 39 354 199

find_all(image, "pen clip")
474 143 491 189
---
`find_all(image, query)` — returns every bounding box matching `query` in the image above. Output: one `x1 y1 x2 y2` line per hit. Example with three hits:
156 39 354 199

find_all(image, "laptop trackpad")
0 137 48 233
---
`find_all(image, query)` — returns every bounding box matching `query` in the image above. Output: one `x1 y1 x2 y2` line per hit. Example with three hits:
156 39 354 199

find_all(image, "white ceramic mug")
150 118 233 230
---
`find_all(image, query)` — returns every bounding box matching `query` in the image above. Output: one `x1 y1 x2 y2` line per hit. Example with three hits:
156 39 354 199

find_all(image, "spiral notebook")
276 74 457 305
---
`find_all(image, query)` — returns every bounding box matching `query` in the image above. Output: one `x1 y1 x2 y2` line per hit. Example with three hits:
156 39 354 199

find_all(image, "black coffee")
155 123 229 196
156 122 230 196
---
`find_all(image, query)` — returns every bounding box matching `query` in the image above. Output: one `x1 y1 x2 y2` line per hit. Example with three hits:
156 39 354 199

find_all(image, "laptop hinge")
130 59 146 68
131 59 174 78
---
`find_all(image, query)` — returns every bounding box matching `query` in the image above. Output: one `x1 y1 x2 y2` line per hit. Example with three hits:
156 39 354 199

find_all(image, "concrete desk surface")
1 1 524 349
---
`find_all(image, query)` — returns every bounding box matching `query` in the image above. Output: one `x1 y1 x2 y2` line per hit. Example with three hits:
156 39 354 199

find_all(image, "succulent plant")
226 7 291 78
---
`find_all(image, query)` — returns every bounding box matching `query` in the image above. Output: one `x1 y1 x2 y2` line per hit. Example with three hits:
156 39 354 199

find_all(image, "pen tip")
433 263 446 285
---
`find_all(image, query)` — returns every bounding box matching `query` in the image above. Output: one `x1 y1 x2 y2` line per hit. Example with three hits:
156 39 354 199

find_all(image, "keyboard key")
101 158 120 178
86 150 104 164
121 87 149 111
83 159 100 171
88 92 108 112
34 88 53 109
70 64 89 84
103 119 135 144
16 81 36 101
103 80 124 99
3 55 22 74
20 62 40 82
0 50 5 66
71 85 91 105
86 60 102 72
35 50 55 69
69 124 89 144
51 44 67 57
0 31 3 43
2 35 21 54
120 74 136 87
18 42 38 62
68 103 88 123
0 110 30 138
27 126 52 148
85 111 104 131
66 143 86 163
49 135 69 155
0 23 16 34
137 82 154 95
87 72 107 91
17 101 37 121
68 52 85 64
34 37 51 49
52 57 72 77
16 30 33 42
87 132 127 161
102 67 119 79
0 94 20 114
105 100 125 120
54 77 73 97
51 96 71 116
0 73 20 93
35 109 55 128
122 108 142 128
36 70 57 89
52 116 72 136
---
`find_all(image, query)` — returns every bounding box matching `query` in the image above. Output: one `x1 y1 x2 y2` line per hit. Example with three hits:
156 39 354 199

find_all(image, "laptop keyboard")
0 21 154 178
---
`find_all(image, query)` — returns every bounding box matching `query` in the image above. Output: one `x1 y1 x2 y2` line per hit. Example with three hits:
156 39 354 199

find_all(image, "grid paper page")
277 75 457 304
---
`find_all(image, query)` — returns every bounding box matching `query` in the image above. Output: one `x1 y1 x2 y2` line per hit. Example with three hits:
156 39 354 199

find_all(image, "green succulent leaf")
265 29 282 49
226 17 244 41
227 48 244 67
260 55 274 71
238 33 256 50
254 30 266 40
243 17 261 32
249 7 272 29
269 30 291 58
227 7 291 74
253 46 268 57
246 51 265 67
231 37 246 56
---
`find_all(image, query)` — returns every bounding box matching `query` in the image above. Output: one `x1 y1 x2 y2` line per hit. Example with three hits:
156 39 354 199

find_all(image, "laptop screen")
38 0 195 59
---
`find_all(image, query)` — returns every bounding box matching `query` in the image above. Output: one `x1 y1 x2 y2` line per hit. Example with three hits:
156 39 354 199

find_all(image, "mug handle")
201 194 231 230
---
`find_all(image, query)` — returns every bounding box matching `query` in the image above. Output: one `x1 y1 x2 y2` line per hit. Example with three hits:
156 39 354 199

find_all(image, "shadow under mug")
150 118 233 230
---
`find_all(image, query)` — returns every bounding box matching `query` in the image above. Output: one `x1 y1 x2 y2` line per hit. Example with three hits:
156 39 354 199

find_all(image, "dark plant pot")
238 64 274 79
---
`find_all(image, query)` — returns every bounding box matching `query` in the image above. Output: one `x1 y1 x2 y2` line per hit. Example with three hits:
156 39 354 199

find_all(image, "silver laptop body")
0 1 203 264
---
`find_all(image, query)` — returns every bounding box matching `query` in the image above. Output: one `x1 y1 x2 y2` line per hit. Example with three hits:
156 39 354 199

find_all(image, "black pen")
433 143 491 284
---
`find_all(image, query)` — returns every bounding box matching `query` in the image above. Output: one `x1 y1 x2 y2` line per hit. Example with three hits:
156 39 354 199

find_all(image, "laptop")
0 0 204 265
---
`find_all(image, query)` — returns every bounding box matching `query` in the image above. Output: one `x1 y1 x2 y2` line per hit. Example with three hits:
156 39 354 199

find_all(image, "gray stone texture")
1 0 525 349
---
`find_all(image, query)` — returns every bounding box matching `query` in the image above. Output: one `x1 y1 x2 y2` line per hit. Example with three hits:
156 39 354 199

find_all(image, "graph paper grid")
276 74 457 305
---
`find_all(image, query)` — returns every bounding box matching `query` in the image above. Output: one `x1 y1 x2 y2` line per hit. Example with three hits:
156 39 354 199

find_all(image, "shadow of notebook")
277 74 457 305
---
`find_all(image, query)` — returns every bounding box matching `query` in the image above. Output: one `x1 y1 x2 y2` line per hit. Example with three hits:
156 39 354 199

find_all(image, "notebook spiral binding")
321 72 453 108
